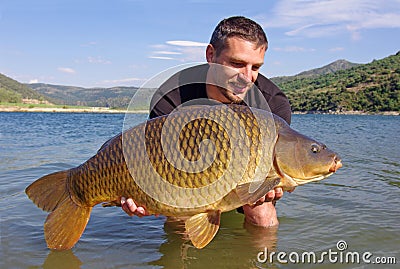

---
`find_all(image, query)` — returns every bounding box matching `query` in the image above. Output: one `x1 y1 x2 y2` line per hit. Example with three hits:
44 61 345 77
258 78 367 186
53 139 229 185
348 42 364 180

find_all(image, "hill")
271 59 359 85
1 52 398 113
25 59 362 110
0 73 50 103
27 83 138 108
276 52 399 113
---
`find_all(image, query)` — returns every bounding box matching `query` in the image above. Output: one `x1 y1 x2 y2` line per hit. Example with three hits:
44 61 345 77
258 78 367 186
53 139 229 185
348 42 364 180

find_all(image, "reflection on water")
43 250 83 269
1 112 399 268
150 213 279 269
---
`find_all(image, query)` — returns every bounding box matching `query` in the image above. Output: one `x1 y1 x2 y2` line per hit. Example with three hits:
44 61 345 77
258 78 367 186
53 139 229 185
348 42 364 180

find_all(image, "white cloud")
261 0 400 38
29 79 39 83
153 51 182 55
57 67 76 74
149 56 175 60
177 46 205 62
149 40 207 62
166 40 208 47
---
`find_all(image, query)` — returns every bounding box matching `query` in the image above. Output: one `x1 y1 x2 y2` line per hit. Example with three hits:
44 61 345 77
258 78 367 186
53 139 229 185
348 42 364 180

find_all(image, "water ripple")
1 113 399 268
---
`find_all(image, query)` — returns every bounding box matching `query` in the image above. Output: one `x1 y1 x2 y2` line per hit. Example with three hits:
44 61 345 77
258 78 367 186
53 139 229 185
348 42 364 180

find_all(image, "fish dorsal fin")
185 210 221 249
236 177 281 205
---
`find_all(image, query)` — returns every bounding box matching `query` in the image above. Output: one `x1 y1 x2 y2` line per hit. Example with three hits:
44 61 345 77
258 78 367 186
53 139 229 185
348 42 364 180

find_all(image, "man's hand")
121 197 149 217
120 187 289 217
252 187 284 206
242 187 289 227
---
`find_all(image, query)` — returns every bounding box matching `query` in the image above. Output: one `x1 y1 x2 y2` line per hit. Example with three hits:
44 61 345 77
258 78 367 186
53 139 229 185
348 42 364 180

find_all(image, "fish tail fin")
25 170 92 250
25 170 70 212
44 197 91 249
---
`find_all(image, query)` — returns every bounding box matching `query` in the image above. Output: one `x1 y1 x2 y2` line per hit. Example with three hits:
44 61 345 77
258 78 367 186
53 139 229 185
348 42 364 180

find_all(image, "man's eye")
231 62 244 67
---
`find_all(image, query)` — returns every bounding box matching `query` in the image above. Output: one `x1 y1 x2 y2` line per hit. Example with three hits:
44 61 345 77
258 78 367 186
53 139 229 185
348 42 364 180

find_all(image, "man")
121 16 292 227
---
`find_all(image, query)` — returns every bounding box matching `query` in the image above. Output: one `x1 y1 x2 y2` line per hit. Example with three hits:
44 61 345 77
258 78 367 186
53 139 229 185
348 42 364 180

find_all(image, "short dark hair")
210 16 268 56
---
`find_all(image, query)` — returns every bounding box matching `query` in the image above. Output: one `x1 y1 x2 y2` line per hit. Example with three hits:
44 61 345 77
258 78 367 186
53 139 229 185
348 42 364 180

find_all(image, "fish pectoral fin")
45 197 92 250
276 174 298 192
236 177 281 205
185 210 221 249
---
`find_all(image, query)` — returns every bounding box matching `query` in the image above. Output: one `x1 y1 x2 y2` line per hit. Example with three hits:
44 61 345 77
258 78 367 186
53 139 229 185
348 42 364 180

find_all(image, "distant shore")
0 104 398 115
292 110 399 116
0 104 148 114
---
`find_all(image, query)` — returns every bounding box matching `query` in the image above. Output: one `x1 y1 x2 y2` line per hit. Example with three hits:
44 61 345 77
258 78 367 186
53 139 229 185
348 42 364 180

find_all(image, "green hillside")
0 73 49 103
277 52 400 113
1 51 398 113
28 83 138 108
271 59 359 85
25 59 362 110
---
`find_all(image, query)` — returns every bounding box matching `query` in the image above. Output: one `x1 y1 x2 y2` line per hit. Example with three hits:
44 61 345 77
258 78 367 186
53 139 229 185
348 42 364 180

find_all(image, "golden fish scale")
68 105 273 216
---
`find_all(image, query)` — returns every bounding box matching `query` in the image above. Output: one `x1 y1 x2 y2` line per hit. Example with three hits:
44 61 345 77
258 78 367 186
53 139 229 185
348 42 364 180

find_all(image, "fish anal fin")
45 198 92 250
185 210 221 249
236 177 280 205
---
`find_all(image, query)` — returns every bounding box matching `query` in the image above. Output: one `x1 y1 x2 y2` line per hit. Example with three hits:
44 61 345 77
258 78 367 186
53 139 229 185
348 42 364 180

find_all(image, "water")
0 112 399 269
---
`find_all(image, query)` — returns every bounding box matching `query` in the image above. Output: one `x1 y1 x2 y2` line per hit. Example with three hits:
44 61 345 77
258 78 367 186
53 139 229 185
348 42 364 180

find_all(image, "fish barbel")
26 105 342 250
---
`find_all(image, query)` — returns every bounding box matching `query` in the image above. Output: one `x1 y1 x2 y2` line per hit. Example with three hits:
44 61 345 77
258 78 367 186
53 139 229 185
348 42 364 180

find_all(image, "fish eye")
311 144 320 153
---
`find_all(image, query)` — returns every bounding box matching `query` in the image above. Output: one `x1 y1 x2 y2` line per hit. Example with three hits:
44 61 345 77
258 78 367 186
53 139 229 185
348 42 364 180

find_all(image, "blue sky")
1 0 399 88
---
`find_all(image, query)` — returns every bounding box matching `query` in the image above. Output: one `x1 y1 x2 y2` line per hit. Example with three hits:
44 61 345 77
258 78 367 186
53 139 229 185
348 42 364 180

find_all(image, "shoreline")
292 110 399 116
0 105 148 114
0 105 398 115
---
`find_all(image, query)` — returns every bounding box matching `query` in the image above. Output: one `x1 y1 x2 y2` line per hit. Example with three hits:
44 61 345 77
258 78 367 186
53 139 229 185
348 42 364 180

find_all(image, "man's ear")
206 44 215 63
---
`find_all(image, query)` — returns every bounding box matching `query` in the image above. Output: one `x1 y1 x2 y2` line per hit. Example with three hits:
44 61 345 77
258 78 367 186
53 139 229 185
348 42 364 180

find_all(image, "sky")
1 0 399 88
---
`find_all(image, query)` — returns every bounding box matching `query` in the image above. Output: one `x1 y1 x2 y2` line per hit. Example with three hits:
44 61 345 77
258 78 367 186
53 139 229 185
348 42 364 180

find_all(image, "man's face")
206 37 266 103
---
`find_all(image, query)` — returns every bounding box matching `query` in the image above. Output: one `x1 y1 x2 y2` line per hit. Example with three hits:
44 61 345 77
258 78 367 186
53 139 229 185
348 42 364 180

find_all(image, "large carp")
26 105 342 250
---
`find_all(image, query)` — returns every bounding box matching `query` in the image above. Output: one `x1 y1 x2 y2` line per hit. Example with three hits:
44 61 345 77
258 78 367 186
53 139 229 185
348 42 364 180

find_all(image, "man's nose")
238 68 252 83
243 66 253 82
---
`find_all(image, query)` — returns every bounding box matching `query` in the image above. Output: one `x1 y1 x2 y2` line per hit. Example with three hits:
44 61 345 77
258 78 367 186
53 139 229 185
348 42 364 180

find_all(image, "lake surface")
0 112 399 269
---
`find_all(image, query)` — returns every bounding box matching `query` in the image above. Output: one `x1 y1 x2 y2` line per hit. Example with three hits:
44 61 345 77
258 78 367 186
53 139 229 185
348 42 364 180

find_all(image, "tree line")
278 52 399 112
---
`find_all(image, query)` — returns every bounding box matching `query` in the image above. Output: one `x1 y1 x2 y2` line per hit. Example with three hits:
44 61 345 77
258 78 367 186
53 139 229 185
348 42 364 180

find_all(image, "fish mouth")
329 157 342 172
273 154 341 191
291 157 342 186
